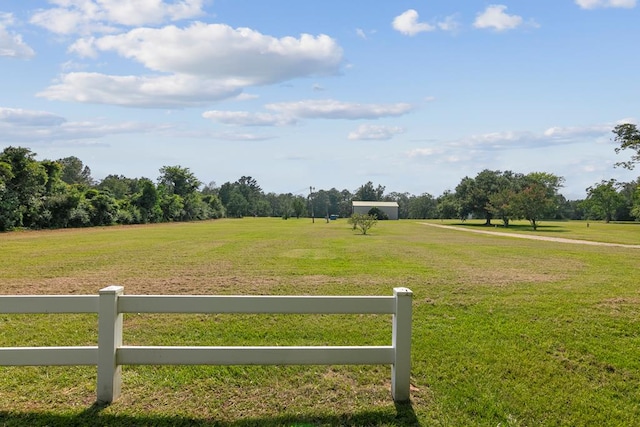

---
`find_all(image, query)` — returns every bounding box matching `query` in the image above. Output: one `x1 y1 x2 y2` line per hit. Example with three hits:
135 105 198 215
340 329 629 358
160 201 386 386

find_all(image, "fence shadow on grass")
0 400 421 427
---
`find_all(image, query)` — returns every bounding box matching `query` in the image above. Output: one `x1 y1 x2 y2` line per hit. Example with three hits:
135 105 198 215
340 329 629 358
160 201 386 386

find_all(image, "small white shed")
352 201 399 220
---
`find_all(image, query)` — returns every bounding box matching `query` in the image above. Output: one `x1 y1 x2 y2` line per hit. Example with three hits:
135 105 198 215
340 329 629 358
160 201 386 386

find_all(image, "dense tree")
236 176 262 216
292 196 306 219
510 184 554 230
0 146 48 229
58 156 93 187
158 166 201 198
310 189 330 219
613 123 640 170
581 180 626 223
98 175 140 200
4 144 634 233
632 184 640 220
85 189 118 226
157 166 214 221
133 178 162 223
201 181 218 196
325 188 347 217
218 176 265 218
436 191 460 220
0 160 16 231
226 187 249 218
615 179 639 221
408 193 437 219
278 194 293 219
338 189 354 218
385 192 410 219
455 170 515 225
201 193 224 219
555 195 584 220
354 181 385 201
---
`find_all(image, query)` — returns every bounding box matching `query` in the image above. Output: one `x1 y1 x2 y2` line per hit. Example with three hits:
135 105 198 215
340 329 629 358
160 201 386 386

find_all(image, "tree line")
0 124 638 231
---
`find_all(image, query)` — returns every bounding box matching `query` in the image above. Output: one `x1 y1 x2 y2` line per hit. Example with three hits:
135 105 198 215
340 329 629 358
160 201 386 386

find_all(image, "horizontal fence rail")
117 295 396 314
0 286 413 403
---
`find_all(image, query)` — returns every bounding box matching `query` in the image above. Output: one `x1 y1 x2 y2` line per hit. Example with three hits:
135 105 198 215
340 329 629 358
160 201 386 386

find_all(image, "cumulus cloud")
30 0 205 35
202 110 296 126
575 0 636 8
473 5 528 31
48 23 344 107
0 13 35 58
393 9 460 36
393 9 435 36
265 99 413 120
348 124 405 140
81 23 342 82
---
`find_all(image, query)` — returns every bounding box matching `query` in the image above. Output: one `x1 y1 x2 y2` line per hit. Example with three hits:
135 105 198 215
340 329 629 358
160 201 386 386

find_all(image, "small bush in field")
348 213 377 235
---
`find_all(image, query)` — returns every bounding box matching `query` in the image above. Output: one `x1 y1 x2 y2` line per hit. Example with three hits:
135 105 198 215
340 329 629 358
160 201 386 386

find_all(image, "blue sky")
1 1 638 199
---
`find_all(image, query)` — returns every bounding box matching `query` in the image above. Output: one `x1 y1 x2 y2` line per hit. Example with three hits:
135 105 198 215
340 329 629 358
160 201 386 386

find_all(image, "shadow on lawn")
0 400 421 427
456 222 569 233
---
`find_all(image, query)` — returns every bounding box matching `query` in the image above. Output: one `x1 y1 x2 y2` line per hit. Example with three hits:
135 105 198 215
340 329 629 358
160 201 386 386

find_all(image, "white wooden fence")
0 286 413 403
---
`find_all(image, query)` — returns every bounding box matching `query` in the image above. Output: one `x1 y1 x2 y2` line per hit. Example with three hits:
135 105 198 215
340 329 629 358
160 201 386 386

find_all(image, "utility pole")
309 186 315 223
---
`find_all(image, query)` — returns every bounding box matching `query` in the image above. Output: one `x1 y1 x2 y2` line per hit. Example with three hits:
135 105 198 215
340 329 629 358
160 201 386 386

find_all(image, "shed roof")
352 201 399 207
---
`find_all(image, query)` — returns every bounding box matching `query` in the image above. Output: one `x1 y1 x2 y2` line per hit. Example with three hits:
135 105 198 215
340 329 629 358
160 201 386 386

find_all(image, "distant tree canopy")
581 180 626 223
454 170 565 229
58 156 94 187
0 141 638 232
354 181 385 201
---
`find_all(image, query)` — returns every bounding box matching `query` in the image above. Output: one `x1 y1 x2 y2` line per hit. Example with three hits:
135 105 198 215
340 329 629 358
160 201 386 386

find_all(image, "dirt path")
419 222 640 249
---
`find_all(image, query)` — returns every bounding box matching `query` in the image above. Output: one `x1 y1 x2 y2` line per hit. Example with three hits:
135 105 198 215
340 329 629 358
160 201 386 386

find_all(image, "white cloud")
37 72 243 107
348 124 405 140
542 124 611 140
575 0 636 8
356 28 367 39
266 99 413 120
43 23 344 107
0 13 35 58
202 110 296 126
30 0 205 35
0 106 162 143
447 122 615 151
0 107 66 126
408 147 444 158
393 10 435 36
437 15 461 32
85 23 342 83
473 5 524 31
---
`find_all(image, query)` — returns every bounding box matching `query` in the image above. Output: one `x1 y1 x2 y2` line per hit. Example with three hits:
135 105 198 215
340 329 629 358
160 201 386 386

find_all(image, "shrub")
368 207 389 220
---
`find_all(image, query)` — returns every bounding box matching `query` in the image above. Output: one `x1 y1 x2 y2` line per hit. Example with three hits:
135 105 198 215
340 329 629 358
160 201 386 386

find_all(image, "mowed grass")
0 218 639 426
431 218 640 245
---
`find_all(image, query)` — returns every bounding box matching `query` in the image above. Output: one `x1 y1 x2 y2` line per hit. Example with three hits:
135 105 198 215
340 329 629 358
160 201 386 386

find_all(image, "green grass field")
1 218 639 426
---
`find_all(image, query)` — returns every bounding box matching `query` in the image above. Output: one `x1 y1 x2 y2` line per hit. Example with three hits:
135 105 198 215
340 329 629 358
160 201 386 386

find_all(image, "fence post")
97 285 124 403
391 287 413 402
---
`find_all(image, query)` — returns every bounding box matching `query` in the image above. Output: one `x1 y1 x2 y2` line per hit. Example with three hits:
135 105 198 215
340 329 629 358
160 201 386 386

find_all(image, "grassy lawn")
1 218 639 426
429 218 640 245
